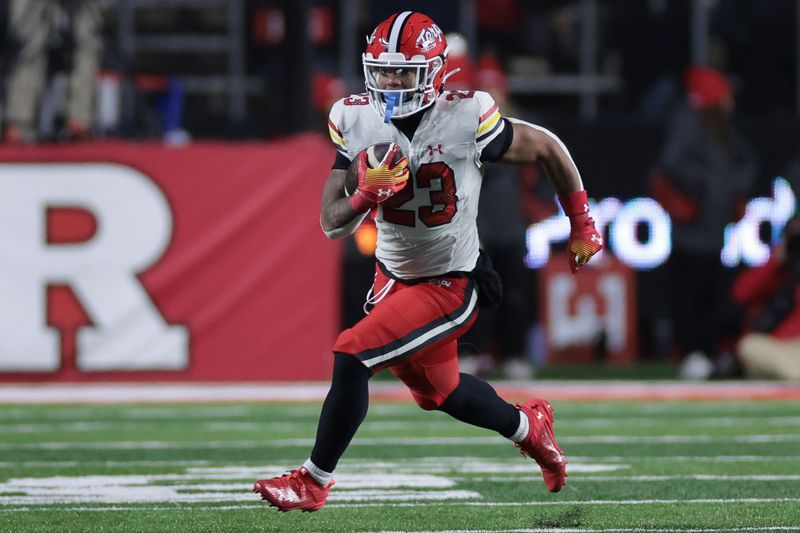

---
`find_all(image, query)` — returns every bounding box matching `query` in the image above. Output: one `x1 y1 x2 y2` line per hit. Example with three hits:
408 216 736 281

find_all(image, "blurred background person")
731 216 800 381
3 0 102 143
648 65 758 379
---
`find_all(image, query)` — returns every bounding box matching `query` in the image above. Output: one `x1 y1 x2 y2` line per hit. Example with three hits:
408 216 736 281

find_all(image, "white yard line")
562 435 800 444
5 416 800 434
0 498 798 512
0 460 217 468
362 529 800 533
3 455 799 469
569 455 800 463
465 475 800 482
327 498 800 509
0 455 800 472
2 434 799 450
0 380 798 404
360 528 800 533
558 416 800 428
0 406 258 421
571 455 800 462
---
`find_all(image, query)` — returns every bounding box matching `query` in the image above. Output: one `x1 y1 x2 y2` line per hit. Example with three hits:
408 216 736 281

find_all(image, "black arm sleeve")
331 151 352 170
479 118 514 163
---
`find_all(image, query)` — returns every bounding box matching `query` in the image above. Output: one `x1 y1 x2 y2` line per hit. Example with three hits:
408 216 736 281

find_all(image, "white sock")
302 458 333 486
509 409 529 443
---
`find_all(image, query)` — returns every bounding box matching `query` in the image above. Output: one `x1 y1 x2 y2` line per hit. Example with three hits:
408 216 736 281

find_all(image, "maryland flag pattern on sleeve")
474 91 505 151
328 119 347 157
327 100 349 158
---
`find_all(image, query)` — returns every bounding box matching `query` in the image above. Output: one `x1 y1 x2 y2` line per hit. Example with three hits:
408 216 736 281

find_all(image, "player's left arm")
499 118 604 273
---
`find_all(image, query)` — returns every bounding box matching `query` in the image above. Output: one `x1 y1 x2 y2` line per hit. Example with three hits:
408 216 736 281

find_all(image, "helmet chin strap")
383 92 400 123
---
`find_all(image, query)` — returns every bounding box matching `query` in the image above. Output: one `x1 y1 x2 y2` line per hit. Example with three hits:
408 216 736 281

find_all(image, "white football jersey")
328 90 506 279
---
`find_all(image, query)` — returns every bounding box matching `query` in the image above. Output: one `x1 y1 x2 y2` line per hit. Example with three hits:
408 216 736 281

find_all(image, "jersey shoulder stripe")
327 99 348 155
328 118 346 151
479 103 499 124
329 95 397 159
477 108 501 136
473 91 505 149
477 114 503 143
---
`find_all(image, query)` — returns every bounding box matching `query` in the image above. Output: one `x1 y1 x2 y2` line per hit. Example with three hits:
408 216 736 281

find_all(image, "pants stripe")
358 283 478 369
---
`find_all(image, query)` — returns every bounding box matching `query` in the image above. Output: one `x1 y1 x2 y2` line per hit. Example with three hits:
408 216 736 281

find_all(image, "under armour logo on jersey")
537 411 544 420
428 144 443 155
583 203 590 212
591 234 604 245
377 188 393 197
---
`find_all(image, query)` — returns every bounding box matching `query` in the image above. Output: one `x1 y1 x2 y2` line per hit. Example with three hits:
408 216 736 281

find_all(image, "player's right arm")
320 168 367 239
320 99 409 239
320 148 410 238
320 99 368 239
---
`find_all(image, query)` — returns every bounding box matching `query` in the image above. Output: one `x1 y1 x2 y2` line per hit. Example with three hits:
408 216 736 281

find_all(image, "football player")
254 11 603 512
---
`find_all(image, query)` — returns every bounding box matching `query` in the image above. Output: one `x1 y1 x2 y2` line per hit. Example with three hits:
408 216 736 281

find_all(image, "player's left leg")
309 352 371 474
253 352 367 511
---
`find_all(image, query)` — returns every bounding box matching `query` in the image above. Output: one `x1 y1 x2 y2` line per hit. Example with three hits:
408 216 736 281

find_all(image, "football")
345 142 404 196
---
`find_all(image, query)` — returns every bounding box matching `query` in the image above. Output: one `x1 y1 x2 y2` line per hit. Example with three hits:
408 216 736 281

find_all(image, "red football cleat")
514 398 568 492
253 467 334 512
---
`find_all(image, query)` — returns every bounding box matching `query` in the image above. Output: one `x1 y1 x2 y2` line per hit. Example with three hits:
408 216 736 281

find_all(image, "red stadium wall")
0 135 340 381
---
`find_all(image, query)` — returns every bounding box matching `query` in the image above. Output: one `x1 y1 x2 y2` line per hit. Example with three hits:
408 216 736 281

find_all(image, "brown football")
345 142 404 196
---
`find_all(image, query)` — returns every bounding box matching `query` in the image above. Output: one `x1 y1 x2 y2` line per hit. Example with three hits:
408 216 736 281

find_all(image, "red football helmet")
363 12 449 120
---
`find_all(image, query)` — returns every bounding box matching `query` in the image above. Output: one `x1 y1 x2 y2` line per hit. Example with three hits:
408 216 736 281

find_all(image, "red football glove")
349 145 410 213
558 190 604 274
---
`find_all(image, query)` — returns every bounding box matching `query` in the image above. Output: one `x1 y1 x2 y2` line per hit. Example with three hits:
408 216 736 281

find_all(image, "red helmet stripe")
387 11 412 53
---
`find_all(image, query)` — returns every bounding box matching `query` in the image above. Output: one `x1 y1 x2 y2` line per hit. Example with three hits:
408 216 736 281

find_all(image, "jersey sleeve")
479 118 514 163
327 99 350 159
474 91 506 155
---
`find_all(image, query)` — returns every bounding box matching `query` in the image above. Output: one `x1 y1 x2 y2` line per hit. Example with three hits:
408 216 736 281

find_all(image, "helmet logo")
366 28 390 48
416 24 443 52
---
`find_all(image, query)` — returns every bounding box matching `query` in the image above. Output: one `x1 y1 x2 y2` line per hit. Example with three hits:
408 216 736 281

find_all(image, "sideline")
0 380 798 404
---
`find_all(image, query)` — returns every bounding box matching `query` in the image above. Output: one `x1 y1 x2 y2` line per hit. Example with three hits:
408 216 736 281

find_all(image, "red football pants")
333 264 479 409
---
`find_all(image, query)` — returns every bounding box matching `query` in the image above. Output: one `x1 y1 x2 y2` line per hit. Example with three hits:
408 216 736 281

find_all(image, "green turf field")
1 399 799 532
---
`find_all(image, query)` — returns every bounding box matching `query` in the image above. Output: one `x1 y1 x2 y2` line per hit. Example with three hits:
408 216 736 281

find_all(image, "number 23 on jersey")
382 162 458 227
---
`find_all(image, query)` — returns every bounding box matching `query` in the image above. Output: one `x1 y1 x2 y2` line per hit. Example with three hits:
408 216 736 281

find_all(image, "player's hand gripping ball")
347 143 410 213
